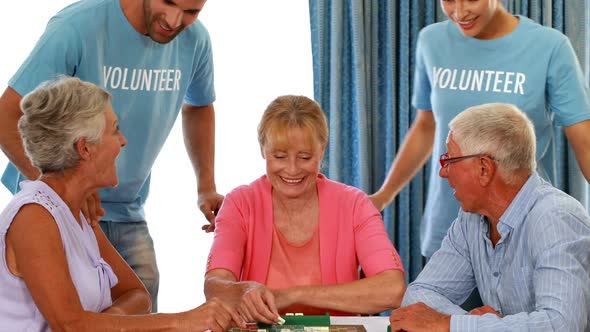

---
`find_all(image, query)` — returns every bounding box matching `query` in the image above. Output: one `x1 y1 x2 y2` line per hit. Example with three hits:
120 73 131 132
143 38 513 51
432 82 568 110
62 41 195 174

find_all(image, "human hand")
198 191 224 233
236 282 281 325
187 298 245 332
389 302 450 332
272 288 296 310
469 305 502 317
367 191 391 212
81 191 104 227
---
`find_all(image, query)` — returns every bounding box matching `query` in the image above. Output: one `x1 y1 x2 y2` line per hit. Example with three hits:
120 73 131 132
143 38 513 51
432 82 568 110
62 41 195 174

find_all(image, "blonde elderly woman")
0 77 241 332
205 95 406 324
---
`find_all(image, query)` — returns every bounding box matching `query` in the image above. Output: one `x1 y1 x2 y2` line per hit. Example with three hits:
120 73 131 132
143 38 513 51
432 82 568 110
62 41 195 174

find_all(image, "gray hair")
18 76 111 174
449 103 536 183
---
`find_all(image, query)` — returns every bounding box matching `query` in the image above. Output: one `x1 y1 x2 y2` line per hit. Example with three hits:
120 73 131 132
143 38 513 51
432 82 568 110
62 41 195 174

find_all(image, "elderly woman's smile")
262 127 323 200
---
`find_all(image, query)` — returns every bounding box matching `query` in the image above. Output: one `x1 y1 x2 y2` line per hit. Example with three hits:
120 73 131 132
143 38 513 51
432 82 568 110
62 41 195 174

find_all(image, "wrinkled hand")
389 302 451 332
187 298 245 332
198 191 224 233
367 191 390 212
469 305 502 317
272 288 296 311
236 282 280 325
81 191 104 227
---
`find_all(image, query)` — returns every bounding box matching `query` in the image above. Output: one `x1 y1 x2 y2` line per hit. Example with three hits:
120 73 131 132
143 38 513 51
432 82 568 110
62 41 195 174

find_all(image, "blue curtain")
309 0 590 283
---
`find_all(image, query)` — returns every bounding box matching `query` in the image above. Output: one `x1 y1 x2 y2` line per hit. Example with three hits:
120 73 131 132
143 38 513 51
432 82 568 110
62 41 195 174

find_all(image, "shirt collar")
497 171 542 230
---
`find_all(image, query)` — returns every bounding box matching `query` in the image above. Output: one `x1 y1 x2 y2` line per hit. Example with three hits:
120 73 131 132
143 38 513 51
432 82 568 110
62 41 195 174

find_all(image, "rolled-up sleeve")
353 194 404 276
206 193 247 279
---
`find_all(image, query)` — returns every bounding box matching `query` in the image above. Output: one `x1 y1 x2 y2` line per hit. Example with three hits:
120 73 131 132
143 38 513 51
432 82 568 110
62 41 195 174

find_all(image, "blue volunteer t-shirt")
413 16 590 257
2 0 215 222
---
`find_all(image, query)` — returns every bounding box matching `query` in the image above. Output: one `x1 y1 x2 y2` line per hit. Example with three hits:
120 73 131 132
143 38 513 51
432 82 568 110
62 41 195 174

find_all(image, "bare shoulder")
8 203 61 247
11 203 57 229
6 203 64 278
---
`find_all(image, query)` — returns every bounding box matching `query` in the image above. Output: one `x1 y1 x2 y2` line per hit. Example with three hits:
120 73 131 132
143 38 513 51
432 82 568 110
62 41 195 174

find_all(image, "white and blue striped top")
403 172 590 331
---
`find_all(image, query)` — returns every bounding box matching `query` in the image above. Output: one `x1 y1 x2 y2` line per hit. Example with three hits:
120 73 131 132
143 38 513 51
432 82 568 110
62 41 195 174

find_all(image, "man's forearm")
0 87 41 181
402 285 467 316
181 103 216 192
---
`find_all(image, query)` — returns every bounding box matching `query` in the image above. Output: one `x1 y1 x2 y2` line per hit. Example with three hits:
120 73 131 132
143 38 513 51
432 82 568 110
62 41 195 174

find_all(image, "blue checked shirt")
402 172 590 331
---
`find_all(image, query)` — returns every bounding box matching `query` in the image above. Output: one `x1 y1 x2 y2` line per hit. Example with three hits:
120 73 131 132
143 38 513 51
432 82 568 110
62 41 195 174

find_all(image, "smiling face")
91 105 127 188
143 0 206 44
261 127 324 201
441 0 501 39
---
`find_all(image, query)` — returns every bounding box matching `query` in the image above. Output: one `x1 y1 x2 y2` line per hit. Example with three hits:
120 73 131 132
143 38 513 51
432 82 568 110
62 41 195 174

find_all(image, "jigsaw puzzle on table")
229 314 367 332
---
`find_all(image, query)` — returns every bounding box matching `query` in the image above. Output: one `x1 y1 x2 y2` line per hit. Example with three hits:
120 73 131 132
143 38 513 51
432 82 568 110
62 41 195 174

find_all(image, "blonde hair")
257 95 328 149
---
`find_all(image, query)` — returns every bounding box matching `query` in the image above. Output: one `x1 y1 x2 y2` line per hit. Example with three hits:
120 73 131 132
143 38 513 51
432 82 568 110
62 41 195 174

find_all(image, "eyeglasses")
439 153 491 168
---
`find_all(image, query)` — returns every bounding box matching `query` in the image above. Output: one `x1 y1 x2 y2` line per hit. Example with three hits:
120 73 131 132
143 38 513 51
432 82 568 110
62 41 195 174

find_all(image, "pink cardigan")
206 174 404 285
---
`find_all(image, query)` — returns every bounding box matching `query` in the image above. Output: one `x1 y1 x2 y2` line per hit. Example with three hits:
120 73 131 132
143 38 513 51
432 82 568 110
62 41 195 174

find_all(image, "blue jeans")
100 220 159 312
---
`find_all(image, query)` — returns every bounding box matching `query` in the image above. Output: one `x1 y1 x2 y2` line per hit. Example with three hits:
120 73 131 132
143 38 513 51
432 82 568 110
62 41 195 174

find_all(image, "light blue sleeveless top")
0 181 118 331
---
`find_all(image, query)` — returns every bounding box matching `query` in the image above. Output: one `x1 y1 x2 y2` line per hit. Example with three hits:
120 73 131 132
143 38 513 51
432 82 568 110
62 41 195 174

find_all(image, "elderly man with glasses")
390 103 590 332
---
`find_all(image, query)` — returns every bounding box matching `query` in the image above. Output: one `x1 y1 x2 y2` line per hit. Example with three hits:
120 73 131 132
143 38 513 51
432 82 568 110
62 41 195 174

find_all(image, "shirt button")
493 272 499 277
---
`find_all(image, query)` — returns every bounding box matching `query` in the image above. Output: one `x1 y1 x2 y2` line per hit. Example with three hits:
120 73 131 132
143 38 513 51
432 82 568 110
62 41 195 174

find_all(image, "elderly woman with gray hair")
0 76 241 331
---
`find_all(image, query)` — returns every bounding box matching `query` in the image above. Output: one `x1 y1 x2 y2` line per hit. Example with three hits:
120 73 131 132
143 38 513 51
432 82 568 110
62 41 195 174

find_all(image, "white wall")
0 0 312 313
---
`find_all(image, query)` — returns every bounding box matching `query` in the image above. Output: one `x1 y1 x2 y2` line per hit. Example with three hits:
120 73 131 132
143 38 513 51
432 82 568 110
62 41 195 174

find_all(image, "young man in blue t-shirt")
0 0 223 311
